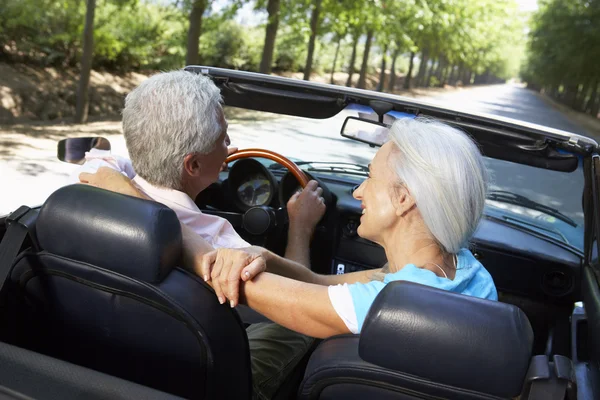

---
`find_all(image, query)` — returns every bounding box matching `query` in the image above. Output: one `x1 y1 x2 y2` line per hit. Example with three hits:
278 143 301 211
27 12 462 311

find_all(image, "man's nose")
225 134 231 146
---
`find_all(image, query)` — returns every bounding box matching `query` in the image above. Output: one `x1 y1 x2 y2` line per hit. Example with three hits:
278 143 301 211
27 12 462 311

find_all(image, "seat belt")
523 355 576 400
0 206 38 295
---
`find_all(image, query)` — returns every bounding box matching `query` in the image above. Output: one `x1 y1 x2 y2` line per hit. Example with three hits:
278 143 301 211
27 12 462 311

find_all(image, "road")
0 84 590 227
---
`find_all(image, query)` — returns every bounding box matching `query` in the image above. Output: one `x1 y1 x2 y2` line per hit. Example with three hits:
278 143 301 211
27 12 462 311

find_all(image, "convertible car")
0 66 599 399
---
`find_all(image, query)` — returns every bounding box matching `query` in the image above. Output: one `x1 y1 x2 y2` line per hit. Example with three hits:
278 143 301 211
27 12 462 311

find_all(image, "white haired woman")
192 116 497 337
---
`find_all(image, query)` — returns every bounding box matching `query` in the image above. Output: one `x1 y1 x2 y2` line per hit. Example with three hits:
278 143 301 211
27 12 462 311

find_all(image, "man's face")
199 109 230 185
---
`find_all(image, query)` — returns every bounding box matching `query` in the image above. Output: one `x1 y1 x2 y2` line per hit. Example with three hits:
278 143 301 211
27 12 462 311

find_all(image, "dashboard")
196 157 584 306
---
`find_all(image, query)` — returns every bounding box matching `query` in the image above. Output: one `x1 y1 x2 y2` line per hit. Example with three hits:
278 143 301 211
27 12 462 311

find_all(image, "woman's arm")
240 272 351 339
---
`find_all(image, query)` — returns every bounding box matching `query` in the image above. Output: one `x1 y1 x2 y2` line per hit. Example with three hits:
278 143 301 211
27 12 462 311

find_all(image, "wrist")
288 223 315 239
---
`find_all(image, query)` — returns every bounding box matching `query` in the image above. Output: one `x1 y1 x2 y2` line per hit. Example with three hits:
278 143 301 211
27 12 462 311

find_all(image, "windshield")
226 105 585 251
0 101 585 252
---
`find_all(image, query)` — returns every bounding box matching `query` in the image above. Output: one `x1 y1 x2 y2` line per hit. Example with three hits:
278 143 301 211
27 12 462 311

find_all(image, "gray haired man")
78 70 325 267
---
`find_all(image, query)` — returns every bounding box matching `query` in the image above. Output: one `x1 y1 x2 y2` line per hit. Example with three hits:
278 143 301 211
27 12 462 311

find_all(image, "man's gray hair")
388 117 488 254
122 70 224 190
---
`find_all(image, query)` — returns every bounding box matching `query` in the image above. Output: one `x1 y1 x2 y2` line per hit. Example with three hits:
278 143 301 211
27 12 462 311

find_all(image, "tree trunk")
357 29 374 89
185 0 207 66
424 59 436 87
415 50 429 87
575 81 591 112
75 0 96 124
434 58 443 80
590 85 600 117
376 43 388 92
330 35 342 84
447 65 456 85
388 48 400 91
346 33 359 87
456 64 465 85
564 84 578 108
303 0 322 81
403 51 415 89
586 80 600 118
584 79 599 114
549 84 560 99
259 0 280 74
441 64 450 86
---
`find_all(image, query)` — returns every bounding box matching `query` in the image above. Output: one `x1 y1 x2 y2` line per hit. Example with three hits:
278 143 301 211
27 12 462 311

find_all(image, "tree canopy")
0 0 534 92
522 0 600 117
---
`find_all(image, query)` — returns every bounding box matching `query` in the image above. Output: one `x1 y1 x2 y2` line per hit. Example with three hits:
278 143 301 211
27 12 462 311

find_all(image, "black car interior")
0 178 592 399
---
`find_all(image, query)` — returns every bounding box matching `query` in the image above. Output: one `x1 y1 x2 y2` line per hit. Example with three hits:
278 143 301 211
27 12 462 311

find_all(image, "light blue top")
347 248 497 332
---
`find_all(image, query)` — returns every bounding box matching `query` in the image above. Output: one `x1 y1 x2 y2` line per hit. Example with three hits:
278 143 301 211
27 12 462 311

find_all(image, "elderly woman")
189 116 497 338
81 116 497 399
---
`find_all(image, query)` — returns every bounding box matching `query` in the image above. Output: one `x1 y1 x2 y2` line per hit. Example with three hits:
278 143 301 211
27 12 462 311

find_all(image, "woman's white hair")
122 70 224 190
388 117 488 254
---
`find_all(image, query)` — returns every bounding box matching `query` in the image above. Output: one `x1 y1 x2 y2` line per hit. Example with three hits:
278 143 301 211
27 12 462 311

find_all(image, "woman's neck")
381 223 454 279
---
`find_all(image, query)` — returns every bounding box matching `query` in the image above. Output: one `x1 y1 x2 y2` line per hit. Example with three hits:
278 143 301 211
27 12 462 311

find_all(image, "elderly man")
76 70 325 269
78 70 326 400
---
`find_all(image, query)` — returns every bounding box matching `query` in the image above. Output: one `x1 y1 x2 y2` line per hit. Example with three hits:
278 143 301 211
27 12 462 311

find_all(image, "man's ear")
183 153 203 177
394 185 416 217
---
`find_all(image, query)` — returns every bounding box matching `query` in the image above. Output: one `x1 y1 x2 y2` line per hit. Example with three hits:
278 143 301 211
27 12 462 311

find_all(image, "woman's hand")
200 246 269 307
79 167 144 199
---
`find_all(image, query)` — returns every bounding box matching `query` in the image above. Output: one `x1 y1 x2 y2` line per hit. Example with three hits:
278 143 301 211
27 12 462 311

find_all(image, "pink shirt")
70 149 250 249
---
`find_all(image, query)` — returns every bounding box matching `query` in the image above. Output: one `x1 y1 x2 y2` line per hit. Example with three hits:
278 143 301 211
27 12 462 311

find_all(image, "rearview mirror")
340 116 390 147
57 137 111 164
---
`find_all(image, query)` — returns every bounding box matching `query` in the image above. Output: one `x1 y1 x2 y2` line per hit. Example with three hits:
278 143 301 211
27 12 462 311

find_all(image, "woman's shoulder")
456 247 498 300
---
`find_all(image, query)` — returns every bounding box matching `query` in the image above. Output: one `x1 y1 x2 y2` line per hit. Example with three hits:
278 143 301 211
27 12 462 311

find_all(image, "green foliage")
199 20 263 70
0 0 529 85
524 0 600 87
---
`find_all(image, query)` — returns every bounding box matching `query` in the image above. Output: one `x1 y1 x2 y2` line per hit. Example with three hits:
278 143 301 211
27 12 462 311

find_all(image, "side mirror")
341 116 390 147
57 137 111 164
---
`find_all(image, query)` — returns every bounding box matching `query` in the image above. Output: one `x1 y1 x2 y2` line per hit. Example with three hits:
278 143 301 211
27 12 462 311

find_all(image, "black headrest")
36 184 182 283
359 281 533 398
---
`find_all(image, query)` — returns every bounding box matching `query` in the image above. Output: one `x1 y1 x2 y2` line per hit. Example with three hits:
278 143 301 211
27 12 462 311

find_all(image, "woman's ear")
394 185 416 217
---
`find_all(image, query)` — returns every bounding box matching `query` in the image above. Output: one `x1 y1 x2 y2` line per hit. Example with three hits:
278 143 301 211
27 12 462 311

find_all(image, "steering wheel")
213 148 311 244
226 148 309 187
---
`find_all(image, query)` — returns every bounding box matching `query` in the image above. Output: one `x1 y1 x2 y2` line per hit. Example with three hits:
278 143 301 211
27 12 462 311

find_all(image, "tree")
523 0 600 117
356 29 373 89
186 0 208 66
346 32 359 86
75 0 96 123
330 34 342 84
303 0 323 80
259 0 281 73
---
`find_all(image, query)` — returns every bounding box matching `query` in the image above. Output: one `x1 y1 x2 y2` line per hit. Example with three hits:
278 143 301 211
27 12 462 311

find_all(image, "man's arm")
263 249 380 286
284 181 326 268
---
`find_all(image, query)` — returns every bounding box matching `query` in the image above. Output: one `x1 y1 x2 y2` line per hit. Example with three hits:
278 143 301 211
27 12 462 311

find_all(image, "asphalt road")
0 84 590 227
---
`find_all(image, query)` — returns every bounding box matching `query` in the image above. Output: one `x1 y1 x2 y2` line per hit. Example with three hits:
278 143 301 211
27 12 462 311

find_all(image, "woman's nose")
353 181 365 200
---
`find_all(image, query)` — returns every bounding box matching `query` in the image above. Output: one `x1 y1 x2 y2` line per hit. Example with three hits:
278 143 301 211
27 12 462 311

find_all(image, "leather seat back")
299 281 533 400
8 185 252 400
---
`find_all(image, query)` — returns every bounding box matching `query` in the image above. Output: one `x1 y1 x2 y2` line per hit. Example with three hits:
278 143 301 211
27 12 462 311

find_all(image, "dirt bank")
0 62 464 124
0 63 148 123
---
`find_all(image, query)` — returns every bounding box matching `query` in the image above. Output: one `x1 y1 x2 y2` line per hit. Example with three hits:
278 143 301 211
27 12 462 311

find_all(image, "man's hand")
79 167 143 198
287 180 326 236
200 246 268 307
220 146 238 172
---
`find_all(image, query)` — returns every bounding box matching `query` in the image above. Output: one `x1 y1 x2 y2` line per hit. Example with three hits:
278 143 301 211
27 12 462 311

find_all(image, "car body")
1 66 599 399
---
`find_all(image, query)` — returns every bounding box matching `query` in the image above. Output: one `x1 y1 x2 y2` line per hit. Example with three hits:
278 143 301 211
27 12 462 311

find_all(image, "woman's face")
353 142 405 244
